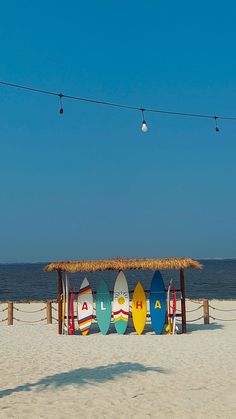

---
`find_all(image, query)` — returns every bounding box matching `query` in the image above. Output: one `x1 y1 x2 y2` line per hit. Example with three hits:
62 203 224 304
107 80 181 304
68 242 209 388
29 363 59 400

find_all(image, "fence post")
203 299 209 324
46 301 52 324
8 302 14 326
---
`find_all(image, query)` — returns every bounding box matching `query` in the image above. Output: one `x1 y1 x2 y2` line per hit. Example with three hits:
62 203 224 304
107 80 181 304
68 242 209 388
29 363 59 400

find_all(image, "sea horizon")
0 259 236 301
1 256 236 265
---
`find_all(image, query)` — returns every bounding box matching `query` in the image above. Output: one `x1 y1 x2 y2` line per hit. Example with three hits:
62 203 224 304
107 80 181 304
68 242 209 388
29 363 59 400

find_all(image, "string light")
59 93 64 114
214 116 220 132
1 80 236 134
140 108 148 133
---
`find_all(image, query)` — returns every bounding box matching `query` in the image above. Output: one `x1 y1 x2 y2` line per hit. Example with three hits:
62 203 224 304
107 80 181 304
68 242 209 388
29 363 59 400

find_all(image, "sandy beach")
1 299 236 419
1 1 235 418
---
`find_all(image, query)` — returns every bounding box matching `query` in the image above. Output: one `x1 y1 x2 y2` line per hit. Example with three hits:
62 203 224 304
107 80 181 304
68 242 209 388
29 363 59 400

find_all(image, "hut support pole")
180 268 187 333
57 270 63 335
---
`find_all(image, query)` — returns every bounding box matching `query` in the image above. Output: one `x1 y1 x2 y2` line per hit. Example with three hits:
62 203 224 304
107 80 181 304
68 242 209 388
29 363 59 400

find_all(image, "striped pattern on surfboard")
113 309 129 322
113 271 129 334
78 278 93 335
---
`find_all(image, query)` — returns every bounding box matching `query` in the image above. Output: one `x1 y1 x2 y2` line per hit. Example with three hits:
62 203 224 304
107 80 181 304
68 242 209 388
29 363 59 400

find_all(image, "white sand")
1 300 236 419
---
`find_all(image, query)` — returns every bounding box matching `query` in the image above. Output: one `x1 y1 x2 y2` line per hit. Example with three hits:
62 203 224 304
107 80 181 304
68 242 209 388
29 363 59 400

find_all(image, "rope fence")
174 299 236 323
188 299 236 324
209 305 236 312
14 306 45 313
14 317 47 323
189 300 204 305
210 316 236 322
0 301 56 326
0 307 8 313
186 316 204 323
177 304 203 313
1 299 236 327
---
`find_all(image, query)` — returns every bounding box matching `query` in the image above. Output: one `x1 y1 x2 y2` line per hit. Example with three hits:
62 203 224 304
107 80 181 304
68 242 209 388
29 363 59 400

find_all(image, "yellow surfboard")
132 282 147 335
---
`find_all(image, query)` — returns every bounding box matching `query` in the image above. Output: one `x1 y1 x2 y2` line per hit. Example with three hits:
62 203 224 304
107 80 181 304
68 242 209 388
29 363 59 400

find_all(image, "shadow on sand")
83 322 224 335
78 322 155 335
187 322 224 333
0 362 166 399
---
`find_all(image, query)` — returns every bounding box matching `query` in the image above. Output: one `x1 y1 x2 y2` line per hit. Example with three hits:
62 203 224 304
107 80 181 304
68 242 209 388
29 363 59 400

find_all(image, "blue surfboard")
150 271 166 334
96 280 112 335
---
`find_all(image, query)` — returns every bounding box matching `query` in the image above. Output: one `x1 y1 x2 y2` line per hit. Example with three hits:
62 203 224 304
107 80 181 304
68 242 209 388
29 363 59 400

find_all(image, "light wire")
1 80 236 122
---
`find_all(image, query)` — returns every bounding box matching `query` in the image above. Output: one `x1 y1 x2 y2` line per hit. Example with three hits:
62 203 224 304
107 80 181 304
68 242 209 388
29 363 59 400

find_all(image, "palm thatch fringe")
44 257 202 273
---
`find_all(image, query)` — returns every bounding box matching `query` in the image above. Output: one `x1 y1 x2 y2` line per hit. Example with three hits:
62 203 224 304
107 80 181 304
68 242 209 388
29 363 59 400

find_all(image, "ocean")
0 259 236 302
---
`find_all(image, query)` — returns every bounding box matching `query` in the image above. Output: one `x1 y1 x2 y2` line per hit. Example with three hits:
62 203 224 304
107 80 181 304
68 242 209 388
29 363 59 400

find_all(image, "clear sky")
0 1 235 262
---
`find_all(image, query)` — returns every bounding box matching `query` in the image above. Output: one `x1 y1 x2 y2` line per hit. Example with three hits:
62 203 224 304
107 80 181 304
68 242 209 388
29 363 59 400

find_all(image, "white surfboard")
113 271 129 334
78 278 93 335
166 279 178 335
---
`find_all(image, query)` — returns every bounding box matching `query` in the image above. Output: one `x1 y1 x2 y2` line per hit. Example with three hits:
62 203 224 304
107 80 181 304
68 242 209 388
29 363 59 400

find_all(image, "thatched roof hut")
44 257 202 273
45 257 202 335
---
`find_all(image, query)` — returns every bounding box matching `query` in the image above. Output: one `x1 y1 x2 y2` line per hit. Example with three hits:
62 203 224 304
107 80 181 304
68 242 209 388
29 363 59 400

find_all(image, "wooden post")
57 270 63 334
8 302 13 326
203 299 210 324
46 301 52 324
180 268 187 333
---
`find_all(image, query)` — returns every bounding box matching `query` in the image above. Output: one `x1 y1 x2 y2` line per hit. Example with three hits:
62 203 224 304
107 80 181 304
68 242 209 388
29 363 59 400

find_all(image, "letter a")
136 301 143 309
101 301 106 311
82 302 88 310
155 300 161 309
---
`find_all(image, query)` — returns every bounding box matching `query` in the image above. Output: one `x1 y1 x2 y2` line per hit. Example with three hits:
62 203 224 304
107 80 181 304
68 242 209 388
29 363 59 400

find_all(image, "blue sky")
0 1 235 262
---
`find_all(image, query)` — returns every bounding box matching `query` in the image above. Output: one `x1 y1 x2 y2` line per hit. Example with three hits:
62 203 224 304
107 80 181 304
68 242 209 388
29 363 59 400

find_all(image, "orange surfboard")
132 282 147 335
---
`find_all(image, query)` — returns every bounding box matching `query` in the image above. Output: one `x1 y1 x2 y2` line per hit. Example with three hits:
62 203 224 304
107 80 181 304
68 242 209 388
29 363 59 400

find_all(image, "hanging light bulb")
142 120 148 133
59 93 64 114
140 108 148 133
214 116 219 132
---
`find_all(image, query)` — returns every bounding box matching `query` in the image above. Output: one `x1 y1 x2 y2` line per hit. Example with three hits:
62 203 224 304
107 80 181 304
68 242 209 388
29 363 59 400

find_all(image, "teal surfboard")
96 280 112 335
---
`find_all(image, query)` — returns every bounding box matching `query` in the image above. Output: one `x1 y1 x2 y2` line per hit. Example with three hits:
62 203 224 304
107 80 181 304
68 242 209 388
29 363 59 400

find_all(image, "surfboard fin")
165 322 171 335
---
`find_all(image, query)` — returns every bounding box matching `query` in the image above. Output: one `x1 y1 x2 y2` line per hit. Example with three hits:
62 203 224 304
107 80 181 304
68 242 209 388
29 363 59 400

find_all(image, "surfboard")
150 270 166 334
62 275 66 334
65 274 70 334
172 286 177 334
166 281 171 335
78 277 93 335
166 280 177 335
96 279 111 335
113 271 129 334
132 282 147 335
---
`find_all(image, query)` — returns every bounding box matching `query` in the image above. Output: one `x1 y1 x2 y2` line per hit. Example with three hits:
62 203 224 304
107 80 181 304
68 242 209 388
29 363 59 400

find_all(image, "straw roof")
44 257 202 273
